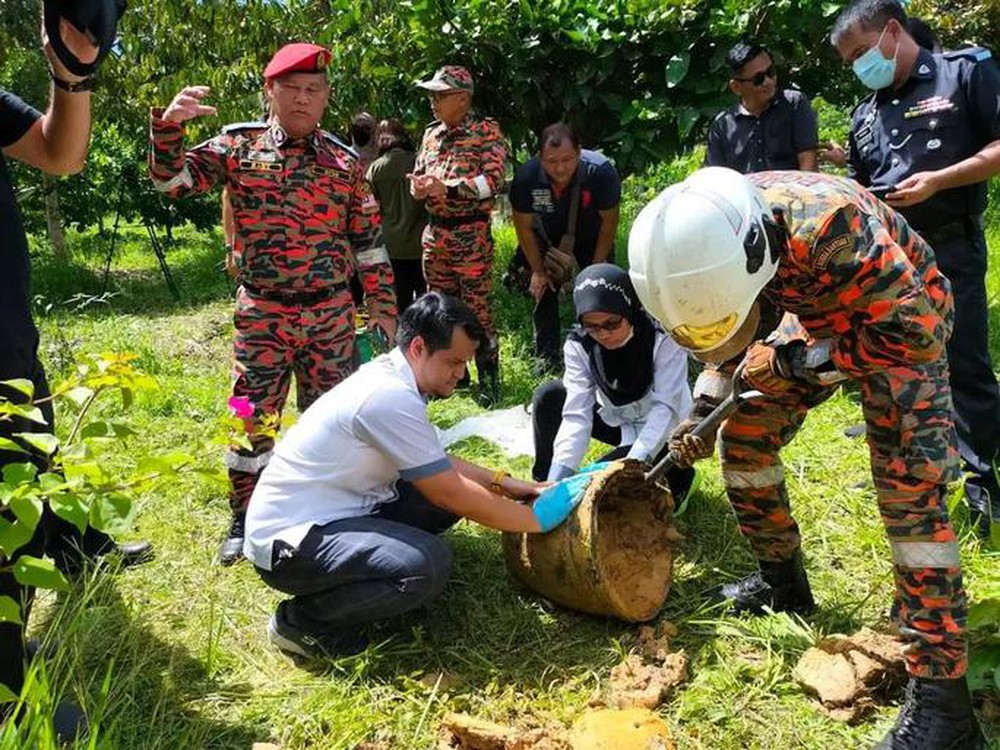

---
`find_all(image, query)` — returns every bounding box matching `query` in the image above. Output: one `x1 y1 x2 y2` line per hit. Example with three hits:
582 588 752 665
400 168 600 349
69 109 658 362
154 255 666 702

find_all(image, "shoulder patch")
222 121 266 135
813 234 855 270
943 46 992 63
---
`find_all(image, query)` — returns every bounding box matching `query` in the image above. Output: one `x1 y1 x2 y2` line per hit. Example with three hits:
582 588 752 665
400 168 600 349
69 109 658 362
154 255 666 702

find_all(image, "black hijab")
570 264 657 406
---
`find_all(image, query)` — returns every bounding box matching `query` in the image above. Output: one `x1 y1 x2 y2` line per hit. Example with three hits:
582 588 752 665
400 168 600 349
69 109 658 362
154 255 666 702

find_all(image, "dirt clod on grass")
438 713 569 750
793 627 906 723
636 622 677 662
607 651 689 710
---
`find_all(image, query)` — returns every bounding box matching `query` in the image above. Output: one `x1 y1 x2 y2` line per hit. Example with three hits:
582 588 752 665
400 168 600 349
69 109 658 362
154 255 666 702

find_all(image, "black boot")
215 511 246 566
715 551 816 616
873 676 984 750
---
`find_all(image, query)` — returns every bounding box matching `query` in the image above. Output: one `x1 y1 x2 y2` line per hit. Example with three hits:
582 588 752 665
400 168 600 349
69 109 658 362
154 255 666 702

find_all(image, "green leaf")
90 492 133 535
12 555 69 592
967 644 1000 692
12 432 59 456
677 106 701 140
9 493 42 530
0 438 27 455
665 53 690 88
0 683 17 703
0 518 34 558
81 421 112 439
50 493 89 535
0 378 34 399
63 386 95 407
0 402 47 425
3 463 37 486
0 595 23 625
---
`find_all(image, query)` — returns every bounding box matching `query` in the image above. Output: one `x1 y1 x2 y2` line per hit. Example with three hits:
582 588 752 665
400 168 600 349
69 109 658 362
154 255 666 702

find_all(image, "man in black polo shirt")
705 41 820 173
510 123 622 371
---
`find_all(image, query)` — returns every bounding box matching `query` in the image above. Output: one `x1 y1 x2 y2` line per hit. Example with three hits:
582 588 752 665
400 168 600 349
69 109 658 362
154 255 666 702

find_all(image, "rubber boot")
715 550 816 616
873 676 985 750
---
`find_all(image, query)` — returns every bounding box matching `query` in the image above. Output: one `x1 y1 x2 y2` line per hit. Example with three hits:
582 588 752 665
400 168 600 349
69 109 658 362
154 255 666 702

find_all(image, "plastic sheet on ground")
438 405 535 458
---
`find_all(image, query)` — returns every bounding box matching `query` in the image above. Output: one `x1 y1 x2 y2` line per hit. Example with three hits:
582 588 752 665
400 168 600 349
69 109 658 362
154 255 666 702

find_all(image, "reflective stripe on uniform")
355 246 390 266
694 369 732 402
224 448 273 474
723 464 785 489
152 165 194 193
890 539 961 569
473 174 491 199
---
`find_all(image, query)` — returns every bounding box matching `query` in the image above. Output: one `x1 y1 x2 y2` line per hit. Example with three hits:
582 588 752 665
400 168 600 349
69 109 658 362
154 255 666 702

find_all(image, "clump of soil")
606 652 689 710
438 713 569 750
568 708 673 750
593 461 683 621
792 628 907 722
636 622 678 662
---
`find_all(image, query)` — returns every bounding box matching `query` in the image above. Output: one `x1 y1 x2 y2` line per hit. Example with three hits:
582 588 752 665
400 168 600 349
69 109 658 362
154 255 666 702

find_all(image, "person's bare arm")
887 140 1000 207
512 210 554 301
3 19 98 175
797 149 819 172
592 205 619 263
412 465 542 532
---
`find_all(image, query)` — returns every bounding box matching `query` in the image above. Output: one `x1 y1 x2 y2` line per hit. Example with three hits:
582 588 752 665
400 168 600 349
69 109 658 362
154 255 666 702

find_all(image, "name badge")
239 159 282 172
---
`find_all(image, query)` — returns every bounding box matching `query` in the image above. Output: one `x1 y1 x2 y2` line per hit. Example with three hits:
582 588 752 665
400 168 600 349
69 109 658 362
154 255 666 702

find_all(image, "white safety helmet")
628 167 783 363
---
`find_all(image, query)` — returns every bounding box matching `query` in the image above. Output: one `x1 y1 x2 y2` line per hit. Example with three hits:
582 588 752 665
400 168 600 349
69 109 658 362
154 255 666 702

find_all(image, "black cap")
44 0 127 78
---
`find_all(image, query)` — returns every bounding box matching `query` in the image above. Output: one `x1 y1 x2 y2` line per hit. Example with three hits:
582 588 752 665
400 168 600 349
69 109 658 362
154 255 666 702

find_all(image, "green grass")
2 218 999 749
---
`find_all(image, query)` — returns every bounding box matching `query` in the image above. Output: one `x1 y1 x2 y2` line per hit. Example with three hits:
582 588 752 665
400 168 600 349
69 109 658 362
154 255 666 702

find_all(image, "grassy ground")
3 215 1000 750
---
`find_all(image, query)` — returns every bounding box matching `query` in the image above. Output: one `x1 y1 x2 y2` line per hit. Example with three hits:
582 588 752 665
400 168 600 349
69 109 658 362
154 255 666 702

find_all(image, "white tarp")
437 405 535 458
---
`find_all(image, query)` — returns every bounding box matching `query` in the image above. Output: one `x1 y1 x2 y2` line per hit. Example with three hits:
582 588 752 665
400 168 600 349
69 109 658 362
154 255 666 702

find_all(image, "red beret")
264 43 331 80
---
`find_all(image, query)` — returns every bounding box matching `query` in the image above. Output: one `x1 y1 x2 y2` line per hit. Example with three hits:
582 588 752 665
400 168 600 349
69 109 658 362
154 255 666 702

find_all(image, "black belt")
917 215 983 248
242 282 346 306
427 212 491 229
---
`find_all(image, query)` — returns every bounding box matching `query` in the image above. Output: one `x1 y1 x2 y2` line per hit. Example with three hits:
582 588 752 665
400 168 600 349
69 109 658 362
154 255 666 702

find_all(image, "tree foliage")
0 0 997 239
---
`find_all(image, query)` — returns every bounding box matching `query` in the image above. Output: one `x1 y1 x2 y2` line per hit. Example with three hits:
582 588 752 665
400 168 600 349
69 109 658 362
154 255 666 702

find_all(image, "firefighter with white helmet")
629 167 981 750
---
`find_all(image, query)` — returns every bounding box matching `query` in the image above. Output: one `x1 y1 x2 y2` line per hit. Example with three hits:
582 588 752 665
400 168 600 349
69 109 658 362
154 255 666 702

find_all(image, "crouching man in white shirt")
245 292 565 660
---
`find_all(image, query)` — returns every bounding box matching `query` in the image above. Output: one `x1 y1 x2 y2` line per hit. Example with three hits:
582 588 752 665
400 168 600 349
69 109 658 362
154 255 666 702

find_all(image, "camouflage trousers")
422 220 497 362
227 286 356 511
720 357 966 679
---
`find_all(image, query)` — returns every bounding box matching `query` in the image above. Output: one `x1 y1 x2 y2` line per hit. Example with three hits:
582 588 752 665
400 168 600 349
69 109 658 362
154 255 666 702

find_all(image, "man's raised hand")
163 86 218 124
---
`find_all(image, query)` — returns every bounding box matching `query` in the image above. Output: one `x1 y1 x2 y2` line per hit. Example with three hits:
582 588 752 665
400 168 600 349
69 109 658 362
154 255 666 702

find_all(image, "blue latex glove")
577 461 611 475
531 471 595 532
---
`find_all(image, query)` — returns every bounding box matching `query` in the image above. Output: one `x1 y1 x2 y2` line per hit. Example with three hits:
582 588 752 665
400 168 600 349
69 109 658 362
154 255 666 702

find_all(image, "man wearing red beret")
149 42 398 566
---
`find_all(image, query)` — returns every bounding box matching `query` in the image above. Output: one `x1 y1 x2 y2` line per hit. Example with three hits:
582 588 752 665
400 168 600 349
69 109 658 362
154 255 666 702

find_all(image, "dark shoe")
714 551 816 616
215 512 246 567
266 603 368 660
53 699 89 744
873 676 985 750
964 472 998 541
114 540 154 567
844 422 867 438
476 362 500 408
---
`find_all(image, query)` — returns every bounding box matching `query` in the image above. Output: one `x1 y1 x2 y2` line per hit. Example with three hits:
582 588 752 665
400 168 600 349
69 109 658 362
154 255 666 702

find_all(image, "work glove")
531 471 595 532
542 245 578 287
742 340 807 395
668 417 715 468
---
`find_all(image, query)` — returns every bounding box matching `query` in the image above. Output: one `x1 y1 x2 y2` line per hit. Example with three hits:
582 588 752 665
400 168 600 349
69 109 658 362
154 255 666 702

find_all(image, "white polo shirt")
244 347 452 570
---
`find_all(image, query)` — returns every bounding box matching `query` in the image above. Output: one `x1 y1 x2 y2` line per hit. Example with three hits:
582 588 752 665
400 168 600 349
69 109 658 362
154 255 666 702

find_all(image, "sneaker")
266 604 368 660
215 512 246 566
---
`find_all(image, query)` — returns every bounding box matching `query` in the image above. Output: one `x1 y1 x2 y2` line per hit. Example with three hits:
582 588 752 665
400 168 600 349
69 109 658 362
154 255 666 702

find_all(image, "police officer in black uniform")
833 0 1000 544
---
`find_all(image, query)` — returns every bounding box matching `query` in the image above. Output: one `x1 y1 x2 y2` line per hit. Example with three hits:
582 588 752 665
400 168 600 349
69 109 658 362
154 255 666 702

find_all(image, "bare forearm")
593 220 617 263
512 212 546 272
39 87 92 174
415 466 541 532
797 149 818 172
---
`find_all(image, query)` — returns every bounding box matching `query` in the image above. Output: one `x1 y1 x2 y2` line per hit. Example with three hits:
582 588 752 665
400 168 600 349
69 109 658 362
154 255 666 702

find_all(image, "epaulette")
319 130 357 156
222 121 267 135
942 46 992 63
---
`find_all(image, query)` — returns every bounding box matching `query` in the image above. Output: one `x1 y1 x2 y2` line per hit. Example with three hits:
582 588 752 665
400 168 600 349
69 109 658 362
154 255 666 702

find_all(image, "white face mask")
601 326 635 350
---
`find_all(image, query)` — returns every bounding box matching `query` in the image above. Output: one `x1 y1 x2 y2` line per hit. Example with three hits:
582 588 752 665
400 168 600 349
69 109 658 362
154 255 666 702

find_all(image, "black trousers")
391 257 426 314
929 218 1000 524
0 342 114 700
531 379 692 498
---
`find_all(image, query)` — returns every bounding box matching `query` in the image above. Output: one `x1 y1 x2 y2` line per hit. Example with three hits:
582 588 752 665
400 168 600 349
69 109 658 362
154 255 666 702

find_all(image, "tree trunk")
42 174 69 263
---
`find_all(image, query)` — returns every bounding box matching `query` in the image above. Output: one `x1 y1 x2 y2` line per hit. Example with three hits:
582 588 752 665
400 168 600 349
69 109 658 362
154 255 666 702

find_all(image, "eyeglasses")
427 91 463 102
582 316 626 334
735 66 776 87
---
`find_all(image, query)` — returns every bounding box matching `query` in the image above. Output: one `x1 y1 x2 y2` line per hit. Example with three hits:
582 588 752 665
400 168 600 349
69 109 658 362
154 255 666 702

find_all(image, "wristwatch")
51 71 96 92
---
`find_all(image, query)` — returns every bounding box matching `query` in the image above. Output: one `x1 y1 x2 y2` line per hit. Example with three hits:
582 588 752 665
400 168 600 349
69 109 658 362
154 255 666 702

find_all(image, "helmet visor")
670 312 739 351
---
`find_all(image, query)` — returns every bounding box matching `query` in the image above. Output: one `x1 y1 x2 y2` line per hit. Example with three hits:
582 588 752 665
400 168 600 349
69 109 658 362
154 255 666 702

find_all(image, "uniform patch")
813 234 855 269
531 189 554 213
239 159 282 172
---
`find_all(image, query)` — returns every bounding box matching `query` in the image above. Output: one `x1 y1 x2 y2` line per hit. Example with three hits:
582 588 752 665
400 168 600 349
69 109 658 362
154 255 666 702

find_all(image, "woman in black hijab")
531 264 697 500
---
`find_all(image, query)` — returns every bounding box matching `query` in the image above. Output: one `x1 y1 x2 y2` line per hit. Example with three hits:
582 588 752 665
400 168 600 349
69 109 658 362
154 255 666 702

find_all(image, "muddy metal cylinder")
502 460 681 623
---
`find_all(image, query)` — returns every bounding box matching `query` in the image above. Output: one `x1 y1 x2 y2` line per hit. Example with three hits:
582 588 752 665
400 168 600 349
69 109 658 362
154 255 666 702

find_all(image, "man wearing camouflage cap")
410 65 507 406
149 42 398 566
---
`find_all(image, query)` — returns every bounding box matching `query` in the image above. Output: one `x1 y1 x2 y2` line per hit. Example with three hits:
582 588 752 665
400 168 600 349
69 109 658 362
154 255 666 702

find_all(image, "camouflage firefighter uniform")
413 66 507 399
695 170 964 680
148 112 396 516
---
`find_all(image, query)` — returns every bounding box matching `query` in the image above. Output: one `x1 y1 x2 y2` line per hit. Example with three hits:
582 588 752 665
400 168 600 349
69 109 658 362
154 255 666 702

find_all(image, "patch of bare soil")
792 628 907 723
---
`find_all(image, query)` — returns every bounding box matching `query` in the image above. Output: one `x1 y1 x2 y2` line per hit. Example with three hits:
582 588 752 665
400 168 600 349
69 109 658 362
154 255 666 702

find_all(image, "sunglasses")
735 66 776 87
582 315 626 334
